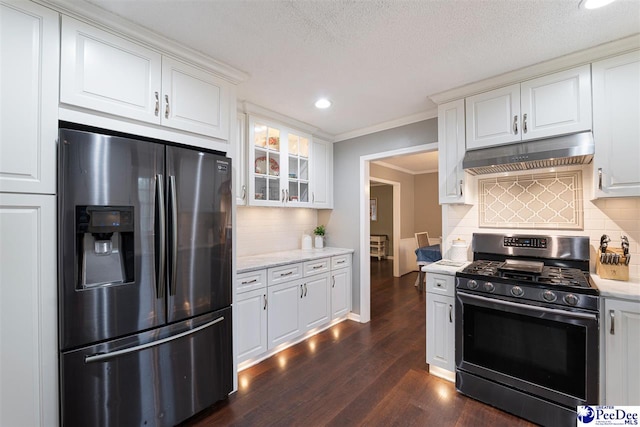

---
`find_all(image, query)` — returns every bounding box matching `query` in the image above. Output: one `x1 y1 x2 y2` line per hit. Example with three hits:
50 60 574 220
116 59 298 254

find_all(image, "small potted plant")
313 225 325 249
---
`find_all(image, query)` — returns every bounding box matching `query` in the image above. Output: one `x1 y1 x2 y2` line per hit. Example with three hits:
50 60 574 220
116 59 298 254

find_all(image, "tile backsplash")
479 170 583 229
236 207 318 257
444 165 640 279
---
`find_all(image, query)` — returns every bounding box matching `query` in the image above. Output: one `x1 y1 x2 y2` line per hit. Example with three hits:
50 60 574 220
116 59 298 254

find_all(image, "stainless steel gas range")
455 233 599 427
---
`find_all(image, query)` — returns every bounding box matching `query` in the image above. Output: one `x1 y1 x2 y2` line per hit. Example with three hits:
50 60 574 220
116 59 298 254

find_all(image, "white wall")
442 164 640 279
236 207 317 257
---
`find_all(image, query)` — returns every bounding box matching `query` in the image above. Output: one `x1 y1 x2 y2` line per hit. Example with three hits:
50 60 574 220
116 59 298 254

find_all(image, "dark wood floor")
183 259 536 426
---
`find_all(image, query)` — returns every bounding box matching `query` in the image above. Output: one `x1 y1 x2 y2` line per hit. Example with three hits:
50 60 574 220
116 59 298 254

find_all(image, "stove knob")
564 294 579 306
467 279 478 290
542 290 557 302
483 282 495 292
510 286 524 297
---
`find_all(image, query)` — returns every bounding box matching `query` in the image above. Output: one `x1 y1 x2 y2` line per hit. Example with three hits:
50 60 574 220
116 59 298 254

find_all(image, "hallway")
184 260 534 426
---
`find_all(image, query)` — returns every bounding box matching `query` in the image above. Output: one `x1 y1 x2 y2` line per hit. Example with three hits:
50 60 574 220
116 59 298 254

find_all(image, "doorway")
358 142 438 323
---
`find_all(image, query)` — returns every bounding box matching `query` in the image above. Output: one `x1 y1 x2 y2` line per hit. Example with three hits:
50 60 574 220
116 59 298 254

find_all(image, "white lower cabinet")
267 280 304 349
301 274 331 331
426 272 456 378
602 297 640 405
0 193 57 426
331 268 351 319
236 289 268 364
236 252 352 367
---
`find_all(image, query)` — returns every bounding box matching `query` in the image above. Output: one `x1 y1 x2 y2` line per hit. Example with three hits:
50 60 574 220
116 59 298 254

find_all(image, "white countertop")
591 274 640 301
237 247 354 273
422 259 470 275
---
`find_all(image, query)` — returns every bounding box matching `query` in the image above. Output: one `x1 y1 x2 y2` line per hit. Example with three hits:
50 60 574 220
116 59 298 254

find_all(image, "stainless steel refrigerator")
58 127 233 426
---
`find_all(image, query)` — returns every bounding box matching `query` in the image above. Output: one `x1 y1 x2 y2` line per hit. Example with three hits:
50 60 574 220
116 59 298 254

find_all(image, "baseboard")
347 312 362 323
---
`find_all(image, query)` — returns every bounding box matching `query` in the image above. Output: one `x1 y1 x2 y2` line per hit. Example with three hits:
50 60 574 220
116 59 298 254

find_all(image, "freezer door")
59 128 166 349
60 308 232 427
166 146 232 323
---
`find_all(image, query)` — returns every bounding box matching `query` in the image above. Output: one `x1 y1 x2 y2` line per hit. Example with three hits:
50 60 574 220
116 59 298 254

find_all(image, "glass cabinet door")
287 133 309 204
253 122 281 203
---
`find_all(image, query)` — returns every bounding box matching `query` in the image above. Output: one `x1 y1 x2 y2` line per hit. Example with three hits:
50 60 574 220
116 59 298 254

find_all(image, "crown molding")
37 0 249 84
241 101 322 135
430 34 640 105
372 160 438 176
334 108 438 142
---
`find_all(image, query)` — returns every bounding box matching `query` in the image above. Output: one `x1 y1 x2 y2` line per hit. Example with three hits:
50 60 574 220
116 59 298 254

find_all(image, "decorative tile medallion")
478 170 583 229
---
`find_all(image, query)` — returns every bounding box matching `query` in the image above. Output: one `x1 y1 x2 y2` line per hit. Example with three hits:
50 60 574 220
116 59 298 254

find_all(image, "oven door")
455 291 599 408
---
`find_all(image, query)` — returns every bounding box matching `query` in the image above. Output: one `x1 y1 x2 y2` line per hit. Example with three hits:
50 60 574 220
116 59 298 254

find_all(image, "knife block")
596 249 629 281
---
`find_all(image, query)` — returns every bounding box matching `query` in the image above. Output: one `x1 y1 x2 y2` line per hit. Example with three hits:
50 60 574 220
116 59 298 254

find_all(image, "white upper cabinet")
60 16 161 124
311 138 333 209
161 56 230 138
592 50 640 198
466 65 592 150
60 16 231 141
0 0 58 194
247 116 313 207
438 99 468 204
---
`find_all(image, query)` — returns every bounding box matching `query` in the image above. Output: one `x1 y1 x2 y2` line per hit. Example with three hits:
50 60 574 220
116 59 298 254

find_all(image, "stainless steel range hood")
462 131 594 175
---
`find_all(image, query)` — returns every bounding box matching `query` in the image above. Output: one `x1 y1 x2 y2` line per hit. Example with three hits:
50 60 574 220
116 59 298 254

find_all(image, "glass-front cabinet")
248 116 312 207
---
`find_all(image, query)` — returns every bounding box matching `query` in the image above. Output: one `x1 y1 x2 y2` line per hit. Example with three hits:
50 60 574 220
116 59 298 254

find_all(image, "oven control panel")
503 237 547 248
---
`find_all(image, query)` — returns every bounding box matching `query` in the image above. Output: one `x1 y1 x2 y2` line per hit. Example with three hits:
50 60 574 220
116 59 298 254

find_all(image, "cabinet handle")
286 189 289 202
304 283 308 297
332 277 335 288
164 95 170 118
598 168 603 190
449 305 453 323
281 189 286 203
312 265 323 270
459 180 463 197
312 192 315 203
337 260 345 264
154 91 159 116
280 271 293 277
263 294 267 310
241 278 258 285
300 284 304 298
522 113 528 134
513 115 518 134
241 185 246 201
610 310 615 335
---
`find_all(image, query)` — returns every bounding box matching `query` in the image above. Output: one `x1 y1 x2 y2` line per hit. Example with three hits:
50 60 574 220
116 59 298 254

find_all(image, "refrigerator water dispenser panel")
76 205 135 288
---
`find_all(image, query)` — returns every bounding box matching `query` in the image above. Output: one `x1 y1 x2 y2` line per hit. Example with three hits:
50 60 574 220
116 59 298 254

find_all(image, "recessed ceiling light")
580 0 616 9
315 98 332 109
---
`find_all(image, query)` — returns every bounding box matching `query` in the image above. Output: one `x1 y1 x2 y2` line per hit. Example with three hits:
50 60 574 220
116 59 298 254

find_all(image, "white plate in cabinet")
60 16 162 125
331 254 351 270
268 263 302 286
236 269 267 294
236 288 268 364
426 273 454 297
303 258 330 277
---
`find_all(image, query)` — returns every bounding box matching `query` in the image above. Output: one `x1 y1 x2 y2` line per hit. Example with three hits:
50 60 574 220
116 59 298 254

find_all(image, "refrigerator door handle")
84 316 225 363
155 174 166 299
168 175 178 296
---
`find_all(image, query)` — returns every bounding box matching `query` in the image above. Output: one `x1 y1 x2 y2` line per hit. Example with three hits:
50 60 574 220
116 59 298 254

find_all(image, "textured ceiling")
82 0 640 139
373 151 439 174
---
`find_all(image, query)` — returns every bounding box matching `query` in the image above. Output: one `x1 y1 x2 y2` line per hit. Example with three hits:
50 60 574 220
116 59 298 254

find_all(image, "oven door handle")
459 292 598 321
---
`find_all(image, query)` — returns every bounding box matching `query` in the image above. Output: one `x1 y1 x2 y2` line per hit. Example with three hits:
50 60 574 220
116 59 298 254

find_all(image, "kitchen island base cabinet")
603 298 640 405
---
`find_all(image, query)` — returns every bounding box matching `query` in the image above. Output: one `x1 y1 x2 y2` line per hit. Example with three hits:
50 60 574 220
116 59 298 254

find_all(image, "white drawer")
304 258 330 276
268 263 303 286
236 269 267 294
426 273 455 297
331 254 352 270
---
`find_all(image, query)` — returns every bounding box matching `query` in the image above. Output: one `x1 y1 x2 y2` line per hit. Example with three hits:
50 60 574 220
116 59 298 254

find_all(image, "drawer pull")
312 265 324 270
336 260 345 264
280 271 293 277
610 310 615 335
241 278 258 285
